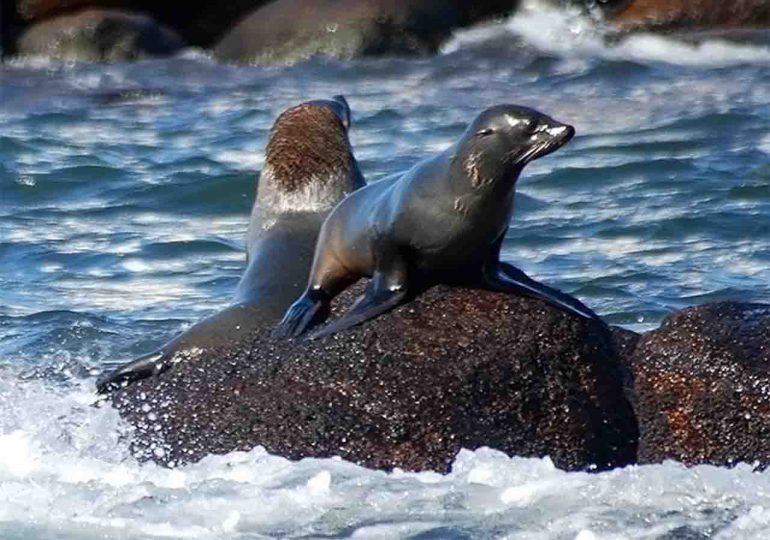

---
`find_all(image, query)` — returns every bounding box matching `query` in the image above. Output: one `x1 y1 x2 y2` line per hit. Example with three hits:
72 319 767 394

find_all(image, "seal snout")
546 123 575 140
330 95 352 130
528 119 575 161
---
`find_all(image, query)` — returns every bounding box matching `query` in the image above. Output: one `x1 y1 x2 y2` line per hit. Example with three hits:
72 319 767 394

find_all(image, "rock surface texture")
109 284 638 472
17 9 185 61
629 302 770 468
609 0 770 33
214 0 517 64
13 1 271 46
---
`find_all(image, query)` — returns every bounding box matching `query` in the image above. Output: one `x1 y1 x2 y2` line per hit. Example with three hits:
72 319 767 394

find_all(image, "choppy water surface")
1 4 770 538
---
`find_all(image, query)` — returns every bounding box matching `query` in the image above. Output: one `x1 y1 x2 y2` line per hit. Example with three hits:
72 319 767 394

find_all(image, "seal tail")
95 350 166 394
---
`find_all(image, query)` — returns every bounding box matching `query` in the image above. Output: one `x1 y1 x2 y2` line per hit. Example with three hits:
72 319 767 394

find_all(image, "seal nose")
332 95 351 129
546 124 574 138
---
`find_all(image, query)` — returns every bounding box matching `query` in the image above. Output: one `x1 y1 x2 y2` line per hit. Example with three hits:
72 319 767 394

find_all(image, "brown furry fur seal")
97 95 364 393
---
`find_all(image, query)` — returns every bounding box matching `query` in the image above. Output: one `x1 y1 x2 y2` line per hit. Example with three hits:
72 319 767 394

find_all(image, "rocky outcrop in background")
7 0 272 48
213 0 517 64
3 0 769 62
1 0 517 61
16 9 185 61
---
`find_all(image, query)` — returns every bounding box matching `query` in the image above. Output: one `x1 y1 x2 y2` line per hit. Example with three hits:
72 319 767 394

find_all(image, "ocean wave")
442 0 770 67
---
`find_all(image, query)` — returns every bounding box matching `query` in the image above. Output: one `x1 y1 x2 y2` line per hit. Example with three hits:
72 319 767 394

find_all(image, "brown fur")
263 103 352 193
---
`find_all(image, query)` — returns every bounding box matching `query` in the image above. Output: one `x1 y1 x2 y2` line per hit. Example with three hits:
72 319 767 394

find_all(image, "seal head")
254 95 361 218
455 105 575 190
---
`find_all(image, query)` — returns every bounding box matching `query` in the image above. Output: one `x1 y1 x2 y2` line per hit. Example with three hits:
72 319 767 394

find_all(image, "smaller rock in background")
630 302 770 468
214 0 518 64
17 8 185 62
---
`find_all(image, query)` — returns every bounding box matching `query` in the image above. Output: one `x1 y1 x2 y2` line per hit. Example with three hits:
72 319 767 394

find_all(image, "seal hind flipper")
95 350 166 394
484 262 599 321
309 272 408 339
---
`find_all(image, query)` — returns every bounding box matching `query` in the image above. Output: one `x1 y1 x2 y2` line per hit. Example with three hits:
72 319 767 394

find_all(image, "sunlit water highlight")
1 3 769 538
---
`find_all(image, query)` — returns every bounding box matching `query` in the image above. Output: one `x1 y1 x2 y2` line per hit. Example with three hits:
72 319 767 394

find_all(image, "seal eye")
476 128 495 137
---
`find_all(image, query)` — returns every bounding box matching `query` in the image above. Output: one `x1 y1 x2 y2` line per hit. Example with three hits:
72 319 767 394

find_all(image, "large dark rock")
16 9 185 61
629 302 770 468
214 0 518 64
109 283 638 472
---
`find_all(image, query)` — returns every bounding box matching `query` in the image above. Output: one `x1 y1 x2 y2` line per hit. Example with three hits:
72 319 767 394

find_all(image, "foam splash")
0 368 770 540
442 0 770 67
1 376 769 540
0 368 769 538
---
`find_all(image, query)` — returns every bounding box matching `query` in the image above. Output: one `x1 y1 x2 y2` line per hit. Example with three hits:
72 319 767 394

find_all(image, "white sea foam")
1 374 769 539
217 149 265 171
443 0 770 67
759 133 770 155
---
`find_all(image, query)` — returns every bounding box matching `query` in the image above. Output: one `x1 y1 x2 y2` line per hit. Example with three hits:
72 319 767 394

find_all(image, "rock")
17 9 185 62
15 0 103 20
629 302 770 468
608 0 770 33
108 284 638 473
14 1 271 47
214 0 518 64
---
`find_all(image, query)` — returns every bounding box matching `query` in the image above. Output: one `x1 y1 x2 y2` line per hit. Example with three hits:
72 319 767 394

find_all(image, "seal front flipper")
276 289 332 338
95 350 166 394
309 270 408 340
481 263 599 321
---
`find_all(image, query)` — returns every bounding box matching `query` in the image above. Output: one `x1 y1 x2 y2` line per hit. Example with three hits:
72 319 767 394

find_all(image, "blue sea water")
1 3 770 539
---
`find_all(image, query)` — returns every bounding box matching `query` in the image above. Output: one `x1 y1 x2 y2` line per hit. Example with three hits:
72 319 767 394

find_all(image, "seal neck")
256 163 358 215
449 142 523 198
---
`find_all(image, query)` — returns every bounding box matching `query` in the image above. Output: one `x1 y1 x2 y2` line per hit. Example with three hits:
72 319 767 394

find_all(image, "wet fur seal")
97 96 364 392
277 104 598 339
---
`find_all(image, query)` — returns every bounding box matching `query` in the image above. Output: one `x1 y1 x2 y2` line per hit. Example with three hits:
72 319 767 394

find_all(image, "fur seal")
277 104 598 339
96 95 365 392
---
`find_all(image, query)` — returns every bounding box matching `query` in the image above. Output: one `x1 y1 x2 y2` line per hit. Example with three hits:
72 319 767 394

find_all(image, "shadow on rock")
108 283 638 473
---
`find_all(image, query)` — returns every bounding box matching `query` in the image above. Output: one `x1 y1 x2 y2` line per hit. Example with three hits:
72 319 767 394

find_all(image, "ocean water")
1 2 770 538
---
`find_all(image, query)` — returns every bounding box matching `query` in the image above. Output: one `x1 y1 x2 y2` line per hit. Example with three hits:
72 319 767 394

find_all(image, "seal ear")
332 95 351 130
